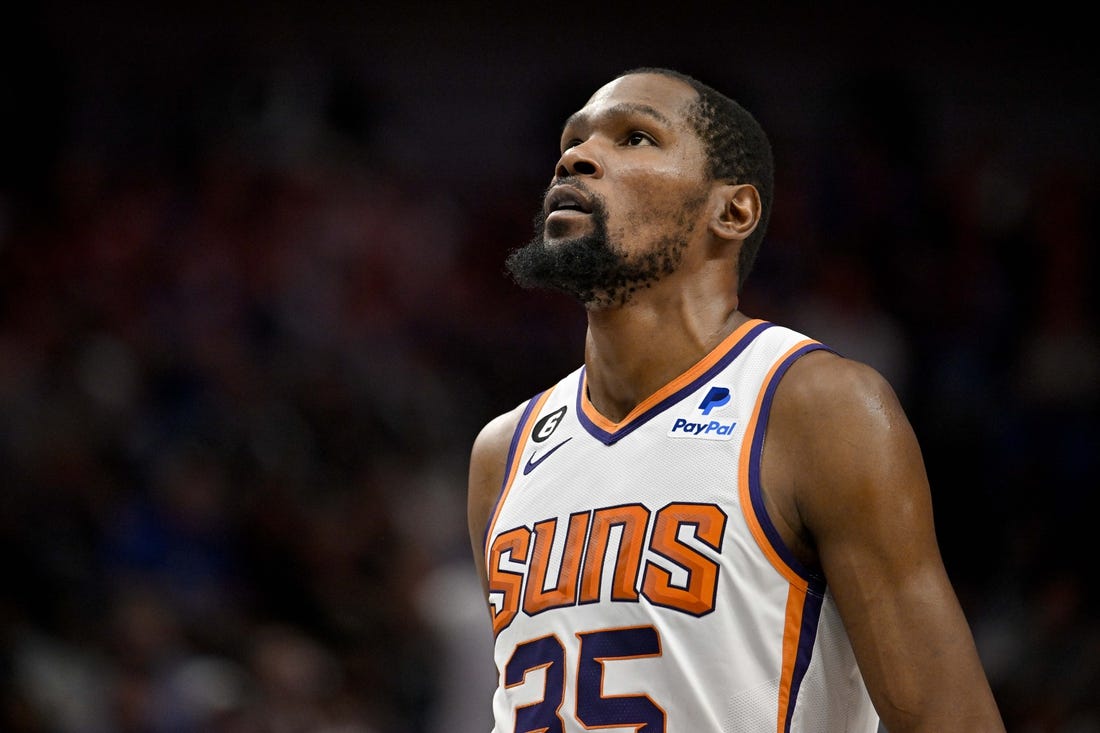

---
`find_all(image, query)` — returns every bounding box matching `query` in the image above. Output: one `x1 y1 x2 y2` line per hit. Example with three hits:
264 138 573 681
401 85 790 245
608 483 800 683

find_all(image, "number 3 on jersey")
505 625 666 732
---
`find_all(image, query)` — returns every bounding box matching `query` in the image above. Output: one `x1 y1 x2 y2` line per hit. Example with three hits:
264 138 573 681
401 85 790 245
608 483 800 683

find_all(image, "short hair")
616 67 774 292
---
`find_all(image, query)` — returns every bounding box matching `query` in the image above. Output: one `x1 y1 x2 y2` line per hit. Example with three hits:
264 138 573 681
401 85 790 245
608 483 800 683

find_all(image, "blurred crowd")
1 7 1098 732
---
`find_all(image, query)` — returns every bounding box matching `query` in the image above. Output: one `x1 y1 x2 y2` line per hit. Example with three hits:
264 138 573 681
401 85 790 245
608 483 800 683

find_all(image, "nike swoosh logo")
523 437 573 475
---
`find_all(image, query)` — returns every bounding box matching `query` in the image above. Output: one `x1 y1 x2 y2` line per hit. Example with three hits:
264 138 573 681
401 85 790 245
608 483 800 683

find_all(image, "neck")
582 281 746 422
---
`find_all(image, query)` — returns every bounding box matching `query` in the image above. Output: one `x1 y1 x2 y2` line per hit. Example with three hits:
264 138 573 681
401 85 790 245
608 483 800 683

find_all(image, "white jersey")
481 319 880 733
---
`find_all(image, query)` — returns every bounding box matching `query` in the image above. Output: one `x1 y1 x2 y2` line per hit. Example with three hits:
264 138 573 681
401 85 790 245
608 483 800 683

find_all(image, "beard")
505 185 692 308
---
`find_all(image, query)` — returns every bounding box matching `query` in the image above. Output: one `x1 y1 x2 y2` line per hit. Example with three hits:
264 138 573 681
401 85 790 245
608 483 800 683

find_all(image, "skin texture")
468 72 1005 732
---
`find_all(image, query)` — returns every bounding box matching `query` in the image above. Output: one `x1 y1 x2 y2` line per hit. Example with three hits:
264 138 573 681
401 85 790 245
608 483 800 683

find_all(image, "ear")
709 183 761 242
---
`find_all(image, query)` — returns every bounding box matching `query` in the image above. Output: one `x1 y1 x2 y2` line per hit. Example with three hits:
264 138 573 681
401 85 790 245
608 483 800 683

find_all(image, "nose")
554 140 603 179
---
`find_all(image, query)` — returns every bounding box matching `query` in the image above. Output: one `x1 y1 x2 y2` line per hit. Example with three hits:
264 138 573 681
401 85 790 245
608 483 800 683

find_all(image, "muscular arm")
467 405 525 605
764 351 1004 732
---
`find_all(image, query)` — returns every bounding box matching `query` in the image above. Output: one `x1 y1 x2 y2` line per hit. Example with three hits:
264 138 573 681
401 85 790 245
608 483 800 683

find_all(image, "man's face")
506 73 712 307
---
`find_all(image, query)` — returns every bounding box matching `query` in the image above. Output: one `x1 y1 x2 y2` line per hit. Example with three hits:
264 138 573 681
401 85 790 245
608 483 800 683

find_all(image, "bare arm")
467 405 525 606
765 351 1004 732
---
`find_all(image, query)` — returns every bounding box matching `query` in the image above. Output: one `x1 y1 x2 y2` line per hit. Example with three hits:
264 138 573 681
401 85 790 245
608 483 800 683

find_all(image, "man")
467 67 1004 732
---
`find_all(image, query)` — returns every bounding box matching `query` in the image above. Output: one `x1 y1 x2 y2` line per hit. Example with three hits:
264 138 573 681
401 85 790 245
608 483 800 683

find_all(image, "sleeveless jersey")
481 319 880 733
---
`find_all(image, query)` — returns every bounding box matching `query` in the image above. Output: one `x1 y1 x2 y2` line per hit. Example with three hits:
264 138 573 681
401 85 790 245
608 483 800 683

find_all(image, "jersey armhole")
737 341 830 594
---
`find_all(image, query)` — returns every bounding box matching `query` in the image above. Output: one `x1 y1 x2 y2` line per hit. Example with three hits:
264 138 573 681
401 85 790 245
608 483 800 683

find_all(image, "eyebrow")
562 102 674 132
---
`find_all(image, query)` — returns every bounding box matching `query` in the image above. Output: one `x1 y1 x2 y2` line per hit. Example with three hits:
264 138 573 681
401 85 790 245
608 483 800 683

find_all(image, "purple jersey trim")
747 342 831 588
482 391 546 554
784 590 827 732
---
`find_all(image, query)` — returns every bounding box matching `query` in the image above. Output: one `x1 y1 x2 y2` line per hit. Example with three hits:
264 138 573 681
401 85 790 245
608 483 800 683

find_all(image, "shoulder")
779 346 896 405
470 402 528 477
467 402 528 563
772 347 908 449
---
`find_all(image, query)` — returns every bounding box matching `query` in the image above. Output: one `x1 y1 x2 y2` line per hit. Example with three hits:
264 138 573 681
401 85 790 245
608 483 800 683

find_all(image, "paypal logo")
698 387 730 415
668 386 736 440
668 418 736 439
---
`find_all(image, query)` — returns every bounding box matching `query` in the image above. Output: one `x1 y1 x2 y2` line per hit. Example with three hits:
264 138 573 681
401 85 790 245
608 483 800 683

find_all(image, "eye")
625 131 656 146
561 138 582 154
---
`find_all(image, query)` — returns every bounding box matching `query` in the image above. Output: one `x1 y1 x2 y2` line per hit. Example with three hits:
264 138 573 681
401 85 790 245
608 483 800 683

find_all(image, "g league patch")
667 386 737 440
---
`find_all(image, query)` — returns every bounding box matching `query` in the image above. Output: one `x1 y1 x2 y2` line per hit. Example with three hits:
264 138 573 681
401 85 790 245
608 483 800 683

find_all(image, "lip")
543 184 593 218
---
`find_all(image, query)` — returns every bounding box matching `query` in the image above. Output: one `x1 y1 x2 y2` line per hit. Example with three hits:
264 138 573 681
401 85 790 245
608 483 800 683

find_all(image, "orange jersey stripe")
776 584 809 733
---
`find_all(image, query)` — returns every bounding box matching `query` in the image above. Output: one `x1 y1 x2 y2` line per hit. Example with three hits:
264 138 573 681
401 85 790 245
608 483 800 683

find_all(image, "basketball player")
467 67 1005 732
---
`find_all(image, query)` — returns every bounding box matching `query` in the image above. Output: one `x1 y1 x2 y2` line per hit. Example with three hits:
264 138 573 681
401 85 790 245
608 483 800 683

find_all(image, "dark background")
2 2 1097 731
